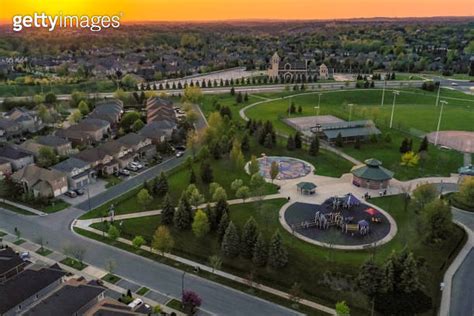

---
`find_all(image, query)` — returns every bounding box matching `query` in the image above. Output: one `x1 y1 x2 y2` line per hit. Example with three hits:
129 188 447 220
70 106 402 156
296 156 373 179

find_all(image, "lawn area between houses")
0 201 35 215
60 257 88 270
89 195 466 314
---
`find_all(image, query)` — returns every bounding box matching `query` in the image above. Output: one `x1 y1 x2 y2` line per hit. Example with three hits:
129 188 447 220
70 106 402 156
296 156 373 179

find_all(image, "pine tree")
200 161 213 184
286 135 296 150
297 105 302 113
354 137 361 149
335 132 344 147
268 230 288 268
241 134 250 153
221 221 240 258
244 92 249 102
155 172 168 196
294 132 302 149
240 217 259 258
400 252 421 293
217 211 230 241
189 168 196 184
173 194 193 230
161 194 175 225
252 233 268 267
356 259 383 299
204 203 217 231
418 136 429 152
309 136 320 156
263 133 274 149
236 92 243 103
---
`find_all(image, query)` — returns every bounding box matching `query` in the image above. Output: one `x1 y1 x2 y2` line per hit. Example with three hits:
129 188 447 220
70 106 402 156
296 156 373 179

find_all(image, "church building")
267 52 334 81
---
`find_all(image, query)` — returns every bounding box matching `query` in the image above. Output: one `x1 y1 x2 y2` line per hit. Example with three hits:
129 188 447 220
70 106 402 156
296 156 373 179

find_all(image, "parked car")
175 145 186 151
65 191 77 198
128 298 143 309
127 164 138 172
451 82 458 86
74 188 85 196
119 169 130 176
176 151 184 158
130 161 143 169
20 252 30 260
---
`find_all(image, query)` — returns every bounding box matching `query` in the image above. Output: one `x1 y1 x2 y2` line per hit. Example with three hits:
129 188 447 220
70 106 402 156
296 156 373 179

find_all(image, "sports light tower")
348 103 355 121
380 77 386 107
389 90 400 129
435 100 448 146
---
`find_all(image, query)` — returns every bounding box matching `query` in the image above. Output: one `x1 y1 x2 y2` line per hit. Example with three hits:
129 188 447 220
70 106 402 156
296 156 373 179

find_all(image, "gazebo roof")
296 182 317 190
351 158 394 181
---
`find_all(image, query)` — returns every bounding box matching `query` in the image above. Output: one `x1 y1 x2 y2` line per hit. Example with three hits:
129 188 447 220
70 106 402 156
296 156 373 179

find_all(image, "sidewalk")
0 232 184 316
0 198 47 216
75 223 336 315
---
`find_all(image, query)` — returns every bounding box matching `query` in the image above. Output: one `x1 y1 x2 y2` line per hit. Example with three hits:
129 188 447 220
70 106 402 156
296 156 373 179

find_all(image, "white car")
451 82 458 86
130 161 143 169
176 151 184 158
128 298 143 308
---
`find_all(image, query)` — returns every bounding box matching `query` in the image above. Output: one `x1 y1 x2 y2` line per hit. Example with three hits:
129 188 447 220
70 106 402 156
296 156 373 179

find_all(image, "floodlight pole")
389 90 400 129
348 103 354 121
435 100 448 146
435 83 441 107
380 79 386 107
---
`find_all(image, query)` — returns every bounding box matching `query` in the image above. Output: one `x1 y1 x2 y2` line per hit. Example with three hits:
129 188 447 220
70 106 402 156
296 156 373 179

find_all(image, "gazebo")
351 158 394 189
296 182 317 195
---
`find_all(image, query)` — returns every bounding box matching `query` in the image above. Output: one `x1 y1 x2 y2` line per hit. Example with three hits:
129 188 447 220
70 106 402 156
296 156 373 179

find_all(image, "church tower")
268 52 280 78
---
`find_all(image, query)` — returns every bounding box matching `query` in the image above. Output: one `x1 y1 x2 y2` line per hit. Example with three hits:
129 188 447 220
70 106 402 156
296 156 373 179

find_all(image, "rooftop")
351 158 394 181
0 247 24 276
51 157 90 173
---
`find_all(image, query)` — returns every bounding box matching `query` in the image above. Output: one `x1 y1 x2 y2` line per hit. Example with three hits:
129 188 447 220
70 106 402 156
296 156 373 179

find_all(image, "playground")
257 156 313 180
283 194 392 247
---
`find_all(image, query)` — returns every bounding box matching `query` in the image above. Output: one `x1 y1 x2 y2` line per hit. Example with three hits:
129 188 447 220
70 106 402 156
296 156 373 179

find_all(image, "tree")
230 87 235 96
412 183 437 212
183 86 203 103
268 230 288 268
309 136 320 156
45 92 57 104
192 209 210 238
335 301 350 316
209 255 222 273
357 259 383 311
121 74 138 90
270 161 279 183
241 217 258 258
217 211 230 241
131 119 145 132
200 161 213 184
458 177 474 206
248 155 260 175
37 147 57 167
294 132 302 149
263 133 274 148
236 92 243 103
173 194 193 230
250 173 266 189
418 136 429 152
400 252 421 293
76 100 90 116
286 135 296 150
212 187 227 202
400 151 419 167
182 290 202 315
399 137 411 153
69 109 82 124
252 233 268 267
186 130 200 158
221 221 240 258
108 225 120 241
230 140 245 169
185 184 204 209
154 172 168 196
335 132 343 147
236 186 250 202
161 194 175 225
231 179 243 192
132 235 145 249
152 226 174 255
137 188 152 210
120 111 141 131
422 199 453 244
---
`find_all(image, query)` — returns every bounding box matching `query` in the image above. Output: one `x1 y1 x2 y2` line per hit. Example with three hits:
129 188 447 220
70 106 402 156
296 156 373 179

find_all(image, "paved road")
450 208 474 316
0 209 299 316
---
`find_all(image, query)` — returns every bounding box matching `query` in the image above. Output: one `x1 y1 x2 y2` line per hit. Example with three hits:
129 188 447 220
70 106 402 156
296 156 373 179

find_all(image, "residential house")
0 145 34 171
74 147 118 175
36 135 72 156
11 164 68 198
56 118 111 147
19 141 44 157
0 119 21 140
146 97 176 123
117 132 156 159
139 120 176 144
98 140 134 168
88 99 124 125
0 247 27 283
3 107 43 133
51 157 93 190
0 158 12 177
0 264 66 316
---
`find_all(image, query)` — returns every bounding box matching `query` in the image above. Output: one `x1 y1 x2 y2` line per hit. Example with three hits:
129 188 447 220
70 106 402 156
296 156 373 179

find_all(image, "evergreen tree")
212 142 221 160
418 136 429 152
252 233 268 267
356 259 383 300
173 194 193 230
263 133 274 149
400 252 421 293
290 102 296 114
244 92 249 102
221 221 240 258
217 211 230 241
241 134 250 153
155 172 169 196
214 198 229 230
204 203 217 231
236 92 243 103
268 230 288 268
240 217 259 258
161 194 175 226
286 135 296 150
354 137 361 149
309 136 320 156
200 161 214 184
294 132 302 149
230 87 235 96
189 168 196 184
335 132 344 147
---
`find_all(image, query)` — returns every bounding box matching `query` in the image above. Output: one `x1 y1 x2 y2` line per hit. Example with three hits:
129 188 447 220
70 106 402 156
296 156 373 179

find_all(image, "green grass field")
0 80 117 97
91 195 465 314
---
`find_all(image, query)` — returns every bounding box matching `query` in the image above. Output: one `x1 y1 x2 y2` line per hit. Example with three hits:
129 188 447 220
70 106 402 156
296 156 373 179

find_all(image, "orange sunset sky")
1 0 473 22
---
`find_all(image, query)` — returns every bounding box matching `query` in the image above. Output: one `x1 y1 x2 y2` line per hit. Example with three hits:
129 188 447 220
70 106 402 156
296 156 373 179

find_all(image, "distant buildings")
267 52 334 81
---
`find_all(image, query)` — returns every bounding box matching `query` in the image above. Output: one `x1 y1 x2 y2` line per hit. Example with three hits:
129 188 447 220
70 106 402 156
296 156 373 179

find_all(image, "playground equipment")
343 219 370 235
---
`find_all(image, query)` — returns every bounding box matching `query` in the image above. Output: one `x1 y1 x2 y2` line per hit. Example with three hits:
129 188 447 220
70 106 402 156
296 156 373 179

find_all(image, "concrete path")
0 198 47 216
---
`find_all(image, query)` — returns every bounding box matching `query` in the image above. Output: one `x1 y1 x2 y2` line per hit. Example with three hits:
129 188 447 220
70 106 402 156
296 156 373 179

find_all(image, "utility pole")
435 100 448 146
380 79 386 106
389 90 400 129
435 82 441 107
348 103 354 121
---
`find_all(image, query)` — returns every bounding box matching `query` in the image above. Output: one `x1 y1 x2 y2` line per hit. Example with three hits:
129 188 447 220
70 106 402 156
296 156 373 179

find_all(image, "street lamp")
435 82 441 107
389 90 400 129
380 78 386 107
181 271 186 296
435 100 448 146
348 103 355 121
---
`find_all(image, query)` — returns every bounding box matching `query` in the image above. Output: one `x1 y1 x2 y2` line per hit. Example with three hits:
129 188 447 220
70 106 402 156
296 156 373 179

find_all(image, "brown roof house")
75 147 119 176
98 140 134 169
88 99 124 125
36 135 73 156
56 118 111 147
11 164 68 198
117 133 156 159
3 107 44 133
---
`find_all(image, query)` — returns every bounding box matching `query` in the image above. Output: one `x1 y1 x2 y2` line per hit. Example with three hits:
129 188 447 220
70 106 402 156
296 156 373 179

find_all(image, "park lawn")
61 257 88 270
0 80 116 97
81 156 278 219
200 94 251 121
90 195 465 314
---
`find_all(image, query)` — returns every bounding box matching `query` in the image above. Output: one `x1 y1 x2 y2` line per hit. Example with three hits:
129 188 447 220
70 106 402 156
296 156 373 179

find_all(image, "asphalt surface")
450 209 474 316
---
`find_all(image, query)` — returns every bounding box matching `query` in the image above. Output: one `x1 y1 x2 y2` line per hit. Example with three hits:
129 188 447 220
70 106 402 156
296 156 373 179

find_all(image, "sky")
1 0 473 22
